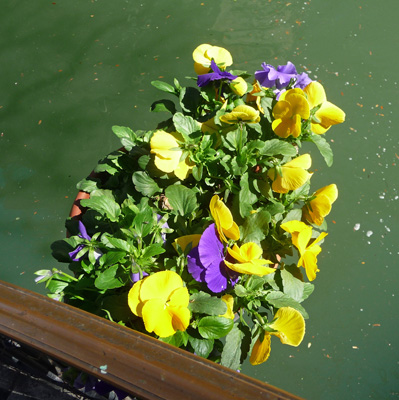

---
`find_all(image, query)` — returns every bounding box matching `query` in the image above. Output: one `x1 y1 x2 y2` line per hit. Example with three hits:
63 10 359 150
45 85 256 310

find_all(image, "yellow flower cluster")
271 83 345 138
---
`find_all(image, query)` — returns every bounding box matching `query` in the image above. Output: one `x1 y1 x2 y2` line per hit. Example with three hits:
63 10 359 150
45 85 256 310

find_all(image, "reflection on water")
1 1 398 398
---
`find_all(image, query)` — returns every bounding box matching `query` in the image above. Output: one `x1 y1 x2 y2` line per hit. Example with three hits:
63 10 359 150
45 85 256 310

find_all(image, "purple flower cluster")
254 61 311 91
187 223 238 293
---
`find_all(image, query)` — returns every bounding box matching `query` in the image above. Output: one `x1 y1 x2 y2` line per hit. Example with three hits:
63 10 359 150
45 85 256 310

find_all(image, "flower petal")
270 307 305 346
168 305 191 333
250 334 271 365
193 44 212 65
304 194 332 225
128 279 145 317
316 184 338 204
140 271 183 303
299 249 320 281
284 153 312 169
198 224 225 268
230 77 248 96
206 46 233 69
315 101 346 127
272 167 311 193
142 298 175 337
174 158 194 180
173 234 201 252
205 260 230 293
220 294 235 319
187 246 206 283
303 81 327 109
284 92 310 119
224 260 275 276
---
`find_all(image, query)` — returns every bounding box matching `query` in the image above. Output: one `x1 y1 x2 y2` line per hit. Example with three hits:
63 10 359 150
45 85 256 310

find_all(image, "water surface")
1 1 398 398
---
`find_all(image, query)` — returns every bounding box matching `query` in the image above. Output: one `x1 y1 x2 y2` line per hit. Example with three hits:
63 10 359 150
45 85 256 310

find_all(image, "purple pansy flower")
68 221 101 262
293 71 312 89
197 60 237 88
255 61 311 90
187 223 238 293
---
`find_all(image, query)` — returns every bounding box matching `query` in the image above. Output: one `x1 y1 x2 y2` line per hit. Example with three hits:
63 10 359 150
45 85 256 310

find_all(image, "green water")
1 1 398 398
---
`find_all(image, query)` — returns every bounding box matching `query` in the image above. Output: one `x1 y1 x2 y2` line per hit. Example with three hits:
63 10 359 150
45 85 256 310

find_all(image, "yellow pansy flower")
209 195 240 242
272 88 310 138
219 105 261 124
128 271 190 338
250 307 305 365
193 44 233 75
267 154 312 194
303 184 338 226
220 294 235 320
230 77 248 96
280 220 327 281
150 130 193 180
303 81 346 134
224 242 275 276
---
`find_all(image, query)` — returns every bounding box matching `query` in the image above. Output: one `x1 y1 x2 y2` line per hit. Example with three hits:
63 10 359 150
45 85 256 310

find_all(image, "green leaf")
104 237 131 253
151 80 176 94
198 316 234 339
94 265 124 290
46 275 71 294
188 336 214 358
173 113 201 136
310 134 333 166
80 196 121 222
282 208 303 224
239 172 258 218
261 139 298 157
280 268 304 303
225 127 247 151
51 240 76 263
188 292 227 316
179 87 202 114
220 323 246 370
132 171 161 197
160 331 189 348
234 284 248 297
141 243 165 258
246 275 266 292
266 291 309 319
133 205 154 237
260 96 274 113
165 185 197 217
102 293 131 322
240 210 271 244
101 251 126 268
112 126 137 150
76 179 99 193
150 99 176 114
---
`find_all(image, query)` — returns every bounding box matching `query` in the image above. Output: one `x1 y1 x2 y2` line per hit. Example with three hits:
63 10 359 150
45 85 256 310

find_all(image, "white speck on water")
385 226 391 232
354 223 360 231
366 231 373 237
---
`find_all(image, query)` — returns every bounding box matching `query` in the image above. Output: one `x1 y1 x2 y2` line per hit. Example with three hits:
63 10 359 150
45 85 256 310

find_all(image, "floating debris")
366 231 373 237
354 223 360 231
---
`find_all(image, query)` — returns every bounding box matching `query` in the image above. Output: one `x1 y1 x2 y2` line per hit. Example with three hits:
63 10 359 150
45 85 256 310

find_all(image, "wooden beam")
0 280 303 400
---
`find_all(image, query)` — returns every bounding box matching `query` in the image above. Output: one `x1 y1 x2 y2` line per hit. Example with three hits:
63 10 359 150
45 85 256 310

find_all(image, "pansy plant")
36 44 345 370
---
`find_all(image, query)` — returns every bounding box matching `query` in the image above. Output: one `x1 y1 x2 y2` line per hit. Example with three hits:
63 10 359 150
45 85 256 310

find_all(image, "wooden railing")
0 280 303 400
